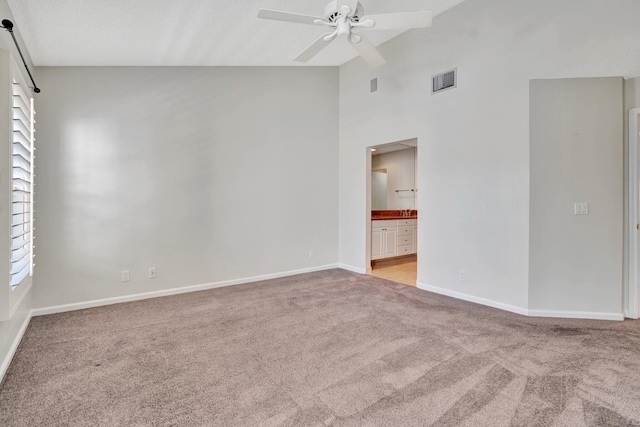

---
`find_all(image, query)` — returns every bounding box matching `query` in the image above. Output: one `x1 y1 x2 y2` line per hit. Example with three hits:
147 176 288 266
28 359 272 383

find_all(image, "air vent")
432 68 457 94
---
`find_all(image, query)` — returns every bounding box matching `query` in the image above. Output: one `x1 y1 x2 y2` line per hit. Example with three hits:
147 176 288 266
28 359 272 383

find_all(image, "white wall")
33 66 339 308
372 148 416 210
338 0 640 313
529 78 623 315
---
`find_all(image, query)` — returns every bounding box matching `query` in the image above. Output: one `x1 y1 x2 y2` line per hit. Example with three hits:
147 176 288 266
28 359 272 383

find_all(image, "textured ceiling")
6 0 467 66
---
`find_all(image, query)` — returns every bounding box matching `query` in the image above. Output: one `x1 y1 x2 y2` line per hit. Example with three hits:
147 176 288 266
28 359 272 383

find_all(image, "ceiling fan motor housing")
324 1 363 22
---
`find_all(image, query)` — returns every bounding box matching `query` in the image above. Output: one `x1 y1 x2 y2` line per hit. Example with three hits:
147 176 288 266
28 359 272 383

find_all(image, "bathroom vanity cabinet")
371 219 417 260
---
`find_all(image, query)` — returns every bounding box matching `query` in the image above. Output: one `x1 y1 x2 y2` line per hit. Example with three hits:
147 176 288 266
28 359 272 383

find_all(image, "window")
11 79 35 290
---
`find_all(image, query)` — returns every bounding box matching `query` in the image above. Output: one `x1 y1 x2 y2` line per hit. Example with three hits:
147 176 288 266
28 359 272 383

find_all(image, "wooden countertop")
372 210 417 221
371 216 417 220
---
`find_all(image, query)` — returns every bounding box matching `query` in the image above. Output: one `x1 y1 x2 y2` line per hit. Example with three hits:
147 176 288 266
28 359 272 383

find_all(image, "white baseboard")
417 282 624 321
32 264 339 317
527 309 624 321
417 282 529 316
0 309 32 385
338 264 367 274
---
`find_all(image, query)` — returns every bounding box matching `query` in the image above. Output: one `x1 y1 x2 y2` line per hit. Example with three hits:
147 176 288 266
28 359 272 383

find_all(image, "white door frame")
365 146 373 274
365 139 419 277
628 108 640 319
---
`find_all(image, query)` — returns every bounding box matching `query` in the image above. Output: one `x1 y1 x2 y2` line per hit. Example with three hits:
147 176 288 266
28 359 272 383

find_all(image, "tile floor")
369 256 417 287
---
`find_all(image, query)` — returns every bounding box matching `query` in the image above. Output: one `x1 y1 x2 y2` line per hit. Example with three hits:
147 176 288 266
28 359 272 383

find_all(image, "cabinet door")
371 228 383 260
383 228 398 258
413 227 418 254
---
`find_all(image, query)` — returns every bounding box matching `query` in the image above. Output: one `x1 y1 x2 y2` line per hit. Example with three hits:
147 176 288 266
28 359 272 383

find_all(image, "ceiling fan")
257 0 433 68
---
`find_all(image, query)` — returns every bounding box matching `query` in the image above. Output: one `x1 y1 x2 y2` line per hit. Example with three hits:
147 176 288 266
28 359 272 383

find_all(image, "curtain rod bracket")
1 19 41 93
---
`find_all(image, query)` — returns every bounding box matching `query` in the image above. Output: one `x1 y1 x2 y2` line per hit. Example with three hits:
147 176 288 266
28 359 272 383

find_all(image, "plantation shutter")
11 79 35 290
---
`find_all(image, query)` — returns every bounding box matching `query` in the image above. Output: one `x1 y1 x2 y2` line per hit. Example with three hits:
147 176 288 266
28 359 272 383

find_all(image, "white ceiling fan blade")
258 9 326 26
294 33 335 63
349 34 386 68
338 0 359 16
361 10 434 31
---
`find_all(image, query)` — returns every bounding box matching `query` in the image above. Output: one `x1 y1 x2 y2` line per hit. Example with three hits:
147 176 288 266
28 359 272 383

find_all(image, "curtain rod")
1 19 40 93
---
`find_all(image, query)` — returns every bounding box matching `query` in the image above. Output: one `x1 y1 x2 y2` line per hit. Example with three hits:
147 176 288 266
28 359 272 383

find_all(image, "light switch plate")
574 203 589 215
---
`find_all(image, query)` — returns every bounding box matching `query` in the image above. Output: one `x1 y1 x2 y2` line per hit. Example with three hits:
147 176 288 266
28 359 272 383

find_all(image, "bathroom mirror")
371 144 417 210
371 169 388 210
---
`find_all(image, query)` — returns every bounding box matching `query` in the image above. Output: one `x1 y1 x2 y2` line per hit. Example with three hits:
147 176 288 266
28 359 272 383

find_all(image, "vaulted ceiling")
7 0 467 66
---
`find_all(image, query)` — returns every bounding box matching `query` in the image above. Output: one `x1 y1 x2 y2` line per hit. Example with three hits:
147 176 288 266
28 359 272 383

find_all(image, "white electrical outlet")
122 271 130 282
459 270 466 281
149 267 157 279
574 203 589 215
309 250 314 259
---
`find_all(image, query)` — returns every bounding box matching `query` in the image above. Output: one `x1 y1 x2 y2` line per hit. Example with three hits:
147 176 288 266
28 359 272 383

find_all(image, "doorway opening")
628 108 640 319
366 139 418 287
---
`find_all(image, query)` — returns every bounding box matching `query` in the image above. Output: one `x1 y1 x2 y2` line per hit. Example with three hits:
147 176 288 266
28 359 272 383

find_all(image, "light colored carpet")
1 269 640 426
